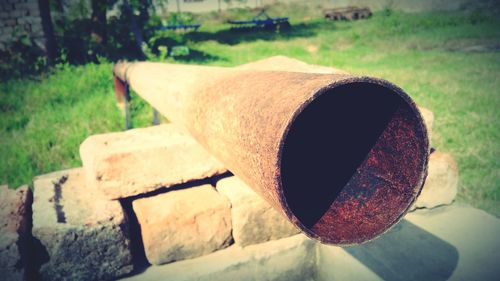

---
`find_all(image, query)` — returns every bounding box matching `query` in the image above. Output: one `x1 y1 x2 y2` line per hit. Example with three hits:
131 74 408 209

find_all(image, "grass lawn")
1 7 499 216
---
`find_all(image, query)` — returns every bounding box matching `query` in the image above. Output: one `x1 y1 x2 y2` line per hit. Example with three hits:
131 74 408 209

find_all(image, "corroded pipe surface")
113 59 429 245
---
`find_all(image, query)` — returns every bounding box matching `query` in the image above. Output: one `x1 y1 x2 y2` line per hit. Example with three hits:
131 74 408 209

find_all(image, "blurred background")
0 0 499 216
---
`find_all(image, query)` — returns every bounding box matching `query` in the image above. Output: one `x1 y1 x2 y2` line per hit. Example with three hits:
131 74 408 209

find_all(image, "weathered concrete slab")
120 234 316 281
132 184 232 265
318 205 500 281
216 176 299 246
412 151 458 210
317 242 382 281
32 168 133 281
0 185 32 281
406 205 500 281
80 124 226 199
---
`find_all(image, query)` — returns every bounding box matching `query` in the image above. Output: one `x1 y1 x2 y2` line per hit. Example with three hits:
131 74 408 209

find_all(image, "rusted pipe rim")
277 76 429 245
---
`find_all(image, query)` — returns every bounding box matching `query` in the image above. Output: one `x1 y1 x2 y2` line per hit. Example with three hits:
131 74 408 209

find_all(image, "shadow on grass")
149 37 224 64
172 48 225 63
185 21 330 45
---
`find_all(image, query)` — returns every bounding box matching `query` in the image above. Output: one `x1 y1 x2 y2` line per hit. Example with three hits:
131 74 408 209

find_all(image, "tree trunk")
138 0 150 28
91 0 107 46
123 0 146 59
38 0 57 65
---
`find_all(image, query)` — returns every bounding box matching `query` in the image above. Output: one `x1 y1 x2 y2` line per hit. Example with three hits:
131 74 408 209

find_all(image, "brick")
32 168 133 281
132 184 232 265
412 151 458 210
418 106 434 143
4 19 16 26
1 4 14 12
27 8 40 16
217 176 299 246
10 10 24 18
0 34 12 43
25 2 40 11
29 16 41 24
0 185 32 281
80 124 226 199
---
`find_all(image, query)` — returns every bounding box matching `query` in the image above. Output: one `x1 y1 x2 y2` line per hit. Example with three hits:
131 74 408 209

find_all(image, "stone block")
10 10 24 18
132 184 232 265
28 8 40 16
16 16 29 24
120 234 316 281
413 151 458 210
0 185 32 281
2 26 13 34
32 168 133 281
25 2 40 11
216 176 299 247
80 124 226 199
28 16 41 24
4 18 15 26
1 4 14 12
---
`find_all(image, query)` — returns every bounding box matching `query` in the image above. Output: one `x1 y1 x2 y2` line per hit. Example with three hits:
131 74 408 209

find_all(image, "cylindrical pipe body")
113 61 429 245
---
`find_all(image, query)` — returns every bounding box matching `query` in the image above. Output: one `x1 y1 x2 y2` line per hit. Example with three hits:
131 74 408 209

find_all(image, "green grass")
1 7 499 216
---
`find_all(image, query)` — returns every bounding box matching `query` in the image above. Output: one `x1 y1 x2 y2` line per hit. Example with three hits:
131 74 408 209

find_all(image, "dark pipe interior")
281 82 426 243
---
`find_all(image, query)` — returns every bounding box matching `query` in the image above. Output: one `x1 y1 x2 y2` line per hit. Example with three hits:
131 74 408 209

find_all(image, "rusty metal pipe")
113 60 429 245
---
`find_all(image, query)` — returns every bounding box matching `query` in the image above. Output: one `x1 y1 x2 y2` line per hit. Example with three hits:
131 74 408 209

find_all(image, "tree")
138 0 151 28
38 0 57 65
122 0 146 59
90 0 108 46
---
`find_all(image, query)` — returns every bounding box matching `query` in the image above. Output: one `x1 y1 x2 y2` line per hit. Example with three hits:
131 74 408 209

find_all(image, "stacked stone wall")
0 0 44 49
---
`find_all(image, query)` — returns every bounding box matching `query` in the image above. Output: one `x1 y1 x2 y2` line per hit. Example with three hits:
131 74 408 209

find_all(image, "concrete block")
406 205 500 281
132 184 232 265
317 244 382 281
4 18 15 26
413 151 458 210
216 176 299 247
120 234 316 281
317 205 500 281
80 124 226 199
0 185 32 281
32 168 133 281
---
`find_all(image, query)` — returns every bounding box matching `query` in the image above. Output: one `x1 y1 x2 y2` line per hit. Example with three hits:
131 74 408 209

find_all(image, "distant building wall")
0 0 44 49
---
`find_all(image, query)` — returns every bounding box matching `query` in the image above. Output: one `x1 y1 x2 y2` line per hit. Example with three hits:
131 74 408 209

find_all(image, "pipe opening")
280 81 428 244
